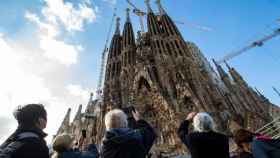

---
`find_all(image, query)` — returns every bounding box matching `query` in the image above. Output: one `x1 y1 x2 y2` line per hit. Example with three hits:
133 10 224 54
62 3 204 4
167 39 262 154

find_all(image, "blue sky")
0 0 279 143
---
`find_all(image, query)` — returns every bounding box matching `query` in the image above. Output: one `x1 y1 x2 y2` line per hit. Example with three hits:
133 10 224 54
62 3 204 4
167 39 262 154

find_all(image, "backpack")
0 132 39 158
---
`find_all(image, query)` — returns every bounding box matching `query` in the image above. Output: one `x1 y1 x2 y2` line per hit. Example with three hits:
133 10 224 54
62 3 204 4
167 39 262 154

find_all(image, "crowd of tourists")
0 104 279 158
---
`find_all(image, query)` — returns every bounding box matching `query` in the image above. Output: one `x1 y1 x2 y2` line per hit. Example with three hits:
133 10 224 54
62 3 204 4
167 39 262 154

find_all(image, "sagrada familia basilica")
55 0 280 156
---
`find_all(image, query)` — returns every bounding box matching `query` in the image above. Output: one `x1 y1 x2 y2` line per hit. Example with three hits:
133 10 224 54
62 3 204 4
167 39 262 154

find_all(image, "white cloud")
67 84 93 101
42 0 97 32
0 35 94 143
40 36 80 66
0 0 97 144
25 0 97 66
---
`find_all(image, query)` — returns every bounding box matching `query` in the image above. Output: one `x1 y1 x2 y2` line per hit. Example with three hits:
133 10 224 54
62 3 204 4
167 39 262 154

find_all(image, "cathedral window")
165 43 172 56
112 63 116 77
171 42 178 57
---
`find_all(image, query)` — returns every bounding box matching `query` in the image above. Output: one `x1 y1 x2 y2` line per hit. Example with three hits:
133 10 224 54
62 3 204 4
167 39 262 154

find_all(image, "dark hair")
233 129 254 148
13 104 47 128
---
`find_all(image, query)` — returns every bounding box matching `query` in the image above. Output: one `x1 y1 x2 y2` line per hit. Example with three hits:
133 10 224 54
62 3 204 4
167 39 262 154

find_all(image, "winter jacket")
231 151 254 158
177 120 230 158
0 126 49 158
100 120 156 158
55 144 99 158
252 138 280 158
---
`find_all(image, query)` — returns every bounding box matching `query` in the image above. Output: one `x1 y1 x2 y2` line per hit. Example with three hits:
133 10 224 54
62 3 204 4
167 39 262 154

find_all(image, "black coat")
232 152 254 158
177 120 230 158
56 144 99 158
252 138 280 158
100 120 156 158
0 126 49 158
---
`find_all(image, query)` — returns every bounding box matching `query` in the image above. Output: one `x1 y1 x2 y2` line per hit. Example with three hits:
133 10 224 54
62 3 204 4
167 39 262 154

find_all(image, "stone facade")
55 0 279 156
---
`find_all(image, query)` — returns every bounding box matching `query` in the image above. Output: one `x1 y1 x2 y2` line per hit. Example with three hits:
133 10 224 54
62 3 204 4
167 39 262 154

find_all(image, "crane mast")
126 0 146 32
96 8 117 100
273 87 280 97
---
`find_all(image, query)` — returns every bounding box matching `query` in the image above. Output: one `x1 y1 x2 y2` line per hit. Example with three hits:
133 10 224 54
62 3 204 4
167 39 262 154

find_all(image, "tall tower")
55 1 277 156
120 8 136 106
103 17 123 109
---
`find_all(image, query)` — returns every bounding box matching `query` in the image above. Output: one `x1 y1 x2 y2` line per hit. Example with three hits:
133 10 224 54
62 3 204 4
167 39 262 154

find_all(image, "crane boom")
126 0 146 32
217 28 280 64
96 8 117 99
126 0 211 33
273 87 280 97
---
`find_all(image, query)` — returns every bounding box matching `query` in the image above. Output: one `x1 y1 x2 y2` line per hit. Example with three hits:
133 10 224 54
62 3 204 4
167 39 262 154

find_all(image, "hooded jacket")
177 120 230 158
252 138 280 158
100 120 156 158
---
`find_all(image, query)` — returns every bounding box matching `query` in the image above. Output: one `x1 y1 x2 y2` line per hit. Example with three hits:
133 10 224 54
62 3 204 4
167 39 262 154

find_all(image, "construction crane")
126 0 212 33
126 0 146 32
273 87 280 97
96 8 117 100
217 25 280 64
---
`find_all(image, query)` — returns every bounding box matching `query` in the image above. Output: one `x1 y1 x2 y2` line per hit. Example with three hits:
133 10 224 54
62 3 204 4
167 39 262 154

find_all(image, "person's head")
105 109 128 130
193 112 215 132
233 129 254 151
52 134 74 153
13 104 47 129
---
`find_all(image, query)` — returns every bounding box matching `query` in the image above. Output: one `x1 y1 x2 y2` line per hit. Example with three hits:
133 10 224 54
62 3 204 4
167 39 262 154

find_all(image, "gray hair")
193 112 215 132
105 109 128 130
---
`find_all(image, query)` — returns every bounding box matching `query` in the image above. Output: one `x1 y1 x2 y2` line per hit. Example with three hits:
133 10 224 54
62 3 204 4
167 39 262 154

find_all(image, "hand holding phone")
132 109 140 121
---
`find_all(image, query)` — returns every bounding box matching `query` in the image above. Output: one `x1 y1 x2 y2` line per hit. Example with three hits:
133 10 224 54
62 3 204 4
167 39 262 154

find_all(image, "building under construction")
55 0 280 156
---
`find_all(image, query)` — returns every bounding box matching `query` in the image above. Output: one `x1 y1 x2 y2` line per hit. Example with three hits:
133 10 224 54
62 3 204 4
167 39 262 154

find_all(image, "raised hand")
186 112 197 121
132 109 141 121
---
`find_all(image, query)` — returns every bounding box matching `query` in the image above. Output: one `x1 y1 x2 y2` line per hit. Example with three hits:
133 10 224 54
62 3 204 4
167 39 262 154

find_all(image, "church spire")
123 8 135 48
156 0 181 36
145 0 153 13
56 108 71 135
145 0 161 35
212 59 233 90
213 59 228 78
73 104 83 121
122 8 136 65
225 62 248 87
115 17 121 35
126 8 131 22
156 0 166 15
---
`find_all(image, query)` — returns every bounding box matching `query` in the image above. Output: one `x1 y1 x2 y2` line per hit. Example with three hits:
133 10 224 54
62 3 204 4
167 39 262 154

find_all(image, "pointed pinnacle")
126 8 131 22
115 17 121 35
224 61 231 70
155 0 166 15
145 0 153 13
212 59 219 67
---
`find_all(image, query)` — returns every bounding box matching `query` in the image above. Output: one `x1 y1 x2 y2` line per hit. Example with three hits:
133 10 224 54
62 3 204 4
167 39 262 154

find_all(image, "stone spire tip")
155 0 166 15
115 17 121 35
126 8 131 22
145 0 153 13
